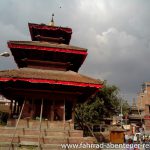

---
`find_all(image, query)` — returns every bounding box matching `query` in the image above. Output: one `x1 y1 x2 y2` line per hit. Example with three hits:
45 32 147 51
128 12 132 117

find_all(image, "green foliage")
75 82 129 127
122 100 130 115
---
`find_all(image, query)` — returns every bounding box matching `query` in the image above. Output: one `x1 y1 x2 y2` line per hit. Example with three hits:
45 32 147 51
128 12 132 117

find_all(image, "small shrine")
128 99 144 126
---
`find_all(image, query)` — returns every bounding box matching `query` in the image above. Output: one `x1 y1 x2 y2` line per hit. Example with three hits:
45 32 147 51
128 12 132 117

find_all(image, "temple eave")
0 77 102 88
8 41 87 55
28 23 72 33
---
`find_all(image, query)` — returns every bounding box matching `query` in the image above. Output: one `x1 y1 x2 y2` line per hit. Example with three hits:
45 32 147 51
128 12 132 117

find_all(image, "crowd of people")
125 133 150 150
125 133 150 143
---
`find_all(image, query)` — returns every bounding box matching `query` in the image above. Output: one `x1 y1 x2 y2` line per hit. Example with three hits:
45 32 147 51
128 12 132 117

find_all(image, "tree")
75 82 129 128
122 100 130 116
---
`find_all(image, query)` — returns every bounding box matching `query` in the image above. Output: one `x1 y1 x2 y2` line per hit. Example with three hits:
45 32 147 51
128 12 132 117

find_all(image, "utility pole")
120 98 123 127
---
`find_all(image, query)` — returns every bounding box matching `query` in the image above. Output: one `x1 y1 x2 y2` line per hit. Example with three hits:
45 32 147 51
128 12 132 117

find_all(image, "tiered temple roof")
8 41 87 71
0 68 102 101
28 23 72 44
0 20 103 123
128 99 144 123
0 22 103 102
0 68 101 86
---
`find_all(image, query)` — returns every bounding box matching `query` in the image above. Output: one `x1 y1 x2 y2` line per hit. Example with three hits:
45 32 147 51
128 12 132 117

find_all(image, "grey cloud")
0 0 150 102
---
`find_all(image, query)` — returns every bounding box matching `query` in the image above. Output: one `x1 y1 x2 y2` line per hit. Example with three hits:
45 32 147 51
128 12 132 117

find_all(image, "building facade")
137 82 150 130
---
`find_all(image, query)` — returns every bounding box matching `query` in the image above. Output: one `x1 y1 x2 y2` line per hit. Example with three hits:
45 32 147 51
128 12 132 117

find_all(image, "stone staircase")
0 120 96 150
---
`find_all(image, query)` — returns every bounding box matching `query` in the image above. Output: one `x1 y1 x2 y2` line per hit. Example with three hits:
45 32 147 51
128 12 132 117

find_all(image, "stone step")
0 128 83 137
42 143 99 150
0 143 19 150
0 135 95 144
0 143 98 150
7 119 74 129
0 120 96 149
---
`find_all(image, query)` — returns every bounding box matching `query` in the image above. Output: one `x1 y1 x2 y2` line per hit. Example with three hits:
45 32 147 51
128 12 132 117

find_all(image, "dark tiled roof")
28 23 72 33
28 23 72 44
0 68 101 85
8 41 87 52
110 126 125 132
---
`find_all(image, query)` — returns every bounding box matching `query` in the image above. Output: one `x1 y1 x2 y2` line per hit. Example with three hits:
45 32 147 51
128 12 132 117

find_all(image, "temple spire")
49 13 55 26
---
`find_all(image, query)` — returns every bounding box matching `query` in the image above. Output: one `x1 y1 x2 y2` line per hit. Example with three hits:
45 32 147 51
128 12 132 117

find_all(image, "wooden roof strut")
9 99 25 150
38 99 43 149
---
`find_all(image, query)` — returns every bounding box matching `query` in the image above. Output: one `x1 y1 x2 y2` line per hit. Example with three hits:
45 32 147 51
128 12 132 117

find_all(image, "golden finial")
48 13 55 26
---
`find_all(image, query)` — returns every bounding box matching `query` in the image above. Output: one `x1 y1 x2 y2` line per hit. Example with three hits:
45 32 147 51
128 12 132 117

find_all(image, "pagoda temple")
0 18 102 128
128 99 144 126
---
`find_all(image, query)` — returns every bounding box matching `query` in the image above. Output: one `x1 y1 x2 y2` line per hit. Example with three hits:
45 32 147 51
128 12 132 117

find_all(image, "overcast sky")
0 0 150 103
